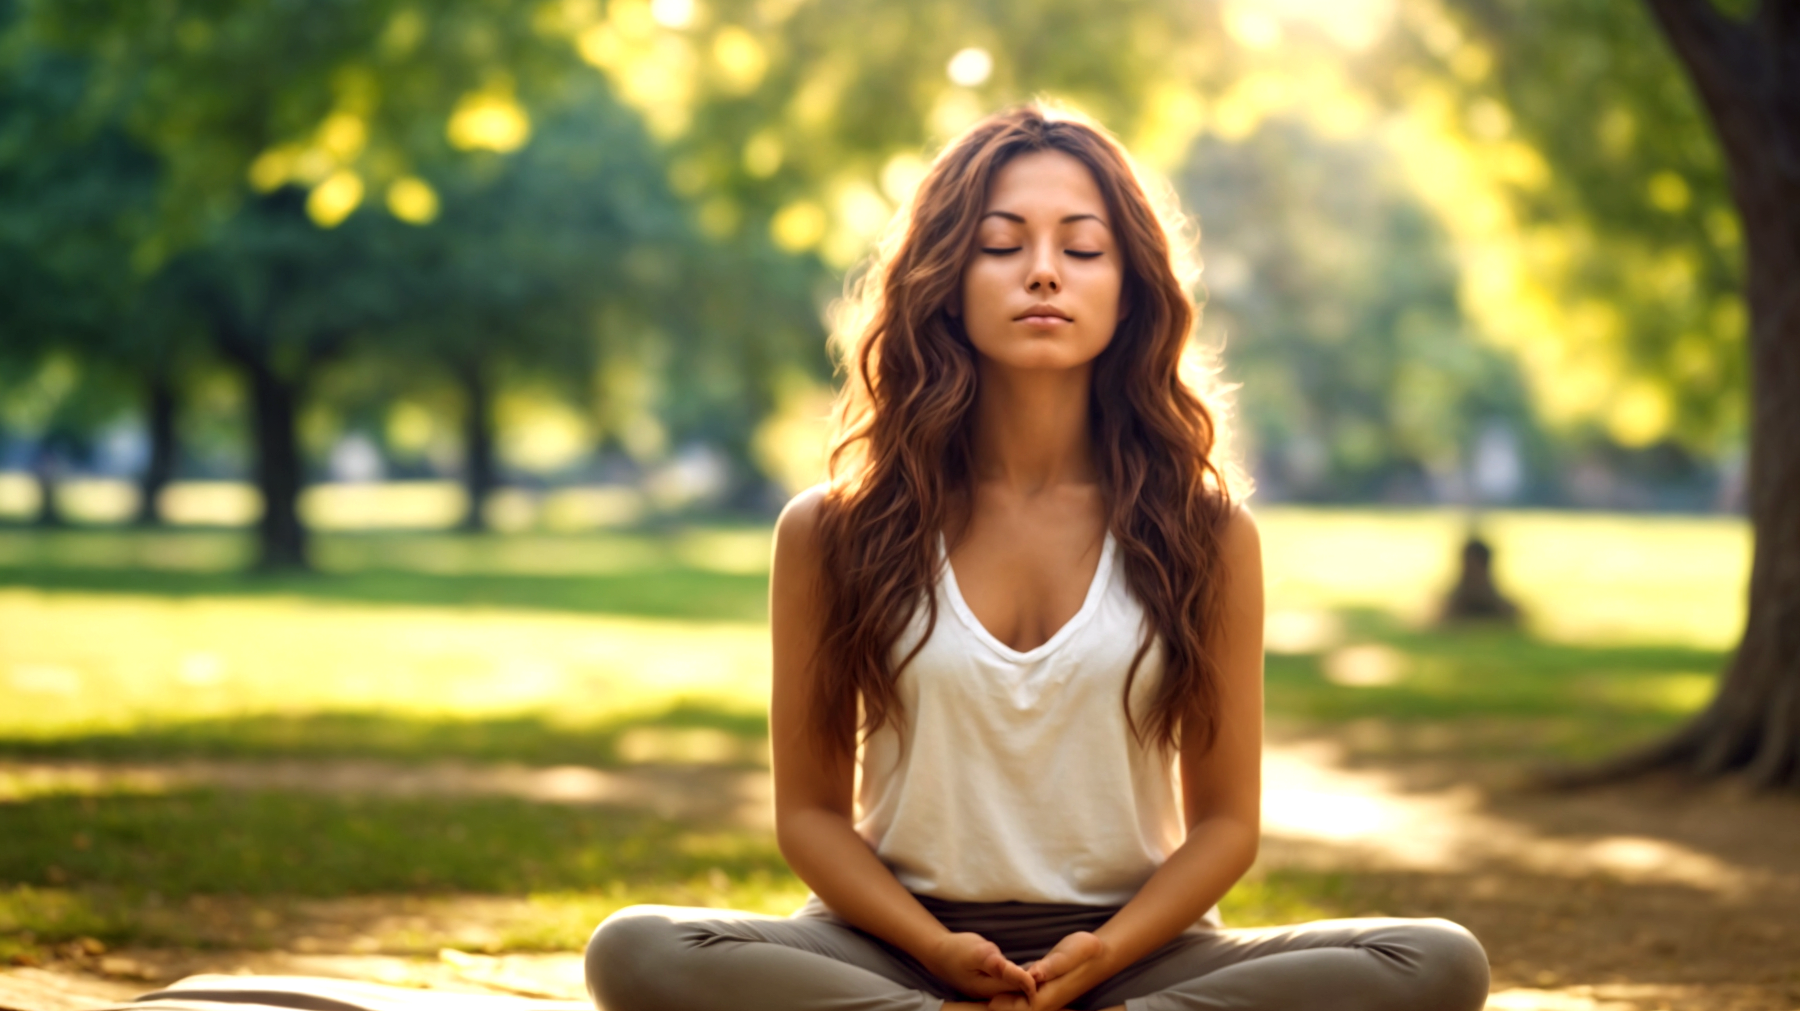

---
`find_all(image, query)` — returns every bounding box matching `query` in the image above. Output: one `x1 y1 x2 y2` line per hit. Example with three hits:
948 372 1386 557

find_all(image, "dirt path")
5 734 1797 1011
1258 736 1800 1010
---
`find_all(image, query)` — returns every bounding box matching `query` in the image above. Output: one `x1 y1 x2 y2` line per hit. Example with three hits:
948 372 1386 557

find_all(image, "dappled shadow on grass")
0 565 769 622
0 786 801 960
0 791 789 900
1265 608 1725 762
0 704 768 767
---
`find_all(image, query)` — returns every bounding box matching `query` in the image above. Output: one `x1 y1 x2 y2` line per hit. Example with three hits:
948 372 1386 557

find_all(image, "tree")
1179 117 1538 502
0 26 180 525
1425 0 1797 787
155 188 410 567
550 0 1248 283
20 0 832 556
374 78 718 531
16 0 584 564
1606 0 1799 787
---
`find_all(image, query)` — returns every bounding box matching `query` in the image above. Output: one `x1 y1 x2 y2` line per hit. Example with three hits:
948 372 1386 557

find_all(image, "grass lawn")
0 507 1751 960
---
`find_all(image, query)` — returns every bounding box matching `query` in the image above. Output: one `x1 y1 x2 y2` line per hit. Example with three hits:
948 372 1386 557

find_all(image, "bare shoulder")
1218 499 1262 563
773 483 830 572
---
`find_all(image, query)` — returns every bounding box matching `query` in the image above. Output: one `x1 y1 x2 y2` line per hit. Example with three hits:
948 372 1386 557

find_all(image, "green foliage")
1424 0 1746 448
19 0 574 259
0 18 177 460
0 0 1759 513
1184 119 1538 499
565 0 1242 267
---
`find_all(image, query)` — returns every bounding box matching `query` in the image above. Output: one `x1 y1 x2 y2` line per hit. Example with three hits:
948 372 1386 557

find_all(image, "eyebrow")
980 211 1110 228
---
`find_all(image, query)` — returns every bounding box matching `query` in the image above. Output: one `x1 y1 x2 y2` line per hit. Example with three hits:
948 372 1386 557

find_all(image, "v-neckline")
939 529 1116 664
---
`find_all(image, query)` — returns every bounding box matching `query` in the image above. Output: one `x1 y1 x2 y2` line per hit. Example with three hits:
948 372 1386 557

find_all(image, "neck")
969 358 1097 493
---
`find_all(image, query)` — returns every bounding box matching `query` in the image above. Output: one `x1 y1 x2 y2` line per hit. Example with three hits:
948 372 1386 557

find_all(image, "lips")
1015 303 1072 323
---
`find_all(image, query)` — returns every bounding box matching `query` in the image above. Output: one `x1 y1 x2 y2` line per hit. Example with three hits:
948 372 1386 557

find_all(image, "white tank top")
853 529 1199 909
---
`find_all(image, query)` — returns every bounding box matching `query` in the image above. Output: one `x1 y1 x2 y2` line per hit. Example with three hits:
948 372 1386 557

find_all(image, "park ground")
0 508 1795 1011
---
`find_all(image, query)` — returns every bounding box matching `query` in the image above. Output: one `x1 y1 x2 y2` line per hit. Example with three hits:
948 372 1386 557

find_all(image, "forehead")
982 149 1108 222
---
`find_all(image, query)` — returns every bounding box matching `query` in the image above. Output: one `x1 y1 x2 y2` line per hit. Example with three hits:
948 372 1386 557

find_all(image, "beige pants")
585 896 1489 1011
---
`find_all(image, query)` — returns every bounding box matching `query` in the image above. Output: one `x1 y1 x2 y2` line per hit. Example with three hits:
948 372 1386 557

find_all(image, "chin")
981 342 1099 372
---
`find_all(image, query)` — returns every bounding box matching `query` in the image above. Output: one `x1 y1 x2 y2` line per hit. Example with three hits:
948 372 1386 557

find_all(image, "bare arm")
769 488 1036 1000
1011 505 1265 1010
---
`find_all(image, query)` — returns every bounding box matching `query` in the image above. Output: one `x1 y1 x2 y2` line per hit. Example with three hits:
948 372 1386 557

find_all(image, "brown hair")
813 103 1238 759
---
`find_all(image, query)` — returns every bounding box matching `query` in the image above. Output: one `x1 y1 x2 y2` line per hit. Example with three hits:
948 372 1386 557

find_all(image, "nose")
1026 241 1060 294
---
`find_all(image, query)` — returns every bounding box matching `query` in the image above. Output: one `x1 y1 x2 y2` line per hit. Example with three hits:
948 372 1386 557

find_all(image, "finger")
1029 950 1067 983
1027 976 1081 1011
988 995 1028 1011
1006 959 1038 998
984 952 1036 997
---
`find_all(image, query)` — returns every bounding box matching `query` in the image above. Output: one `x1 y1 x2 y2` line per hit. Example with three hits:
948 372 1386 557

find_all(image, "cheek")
959 260 1010 320
1083 265 1125 323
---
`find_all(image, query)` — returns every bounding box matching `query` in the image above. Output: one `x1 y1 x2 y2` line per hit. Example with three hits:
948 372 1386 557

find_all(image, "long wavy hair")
813 103 1240 760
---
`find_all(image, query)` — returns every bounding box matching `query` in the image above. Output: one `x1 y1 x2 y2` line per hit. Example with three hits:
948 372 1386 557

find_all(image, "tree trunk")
135 375 177 526
458 362 497 533
31 440 63 529
243 355 309 570
1564 1 1800 788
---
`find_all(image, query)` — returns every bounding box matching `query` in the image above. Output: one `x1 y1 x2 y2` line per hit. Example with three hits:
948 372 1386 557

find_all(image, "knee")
1404 919 1490 1011
586 905 685 1011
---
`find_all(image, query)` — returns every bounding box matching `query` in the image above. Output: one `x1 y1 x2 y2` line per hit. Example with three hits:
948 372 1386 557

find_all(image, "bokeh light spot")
743 130 783 178
317 112 368 159
771 200 827 251
651 0 696 29
247 145 298 192
1647 171 1692 213
306 170 364 228
713 26 767 93
945 47 992 87
1223 6 1283 50
385 176 440 225
879 153 927 205
447 89 532 152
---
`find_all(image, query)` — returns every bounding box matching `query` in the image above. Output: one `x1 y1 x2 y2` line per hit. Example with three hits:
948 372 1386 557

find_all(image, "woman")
586 104 1489 1011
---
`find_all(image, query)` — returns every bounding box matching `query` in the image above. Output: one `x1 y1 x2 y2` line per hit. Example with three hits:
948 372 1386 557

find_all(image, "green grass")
0 527 773 621
0 705 768 767
0 509 1752 957
1262 609 1725 761
2 792 788 898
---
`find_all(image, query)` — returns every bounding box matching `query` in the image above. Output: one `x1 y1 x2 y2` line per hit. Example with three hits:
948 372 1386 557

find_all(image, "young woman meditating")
585 105 1490 1011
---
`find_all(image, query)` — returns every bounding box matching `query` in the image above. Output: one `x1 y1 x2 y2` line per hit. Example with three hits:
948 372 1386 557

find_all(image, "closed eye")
980 246 1023 255
1065 250 1103 259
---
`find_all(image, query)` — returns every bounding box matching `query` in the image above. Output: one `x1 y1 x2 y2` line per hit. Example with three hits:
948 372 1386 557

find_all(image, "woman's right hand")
924 931 1038 1000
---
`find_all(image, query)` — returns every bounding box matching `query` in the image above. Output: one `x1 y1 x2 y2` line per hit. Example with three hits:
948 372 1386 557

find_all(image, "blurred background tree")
0 29 184 527
1181 117 1538 503
8 0 822 564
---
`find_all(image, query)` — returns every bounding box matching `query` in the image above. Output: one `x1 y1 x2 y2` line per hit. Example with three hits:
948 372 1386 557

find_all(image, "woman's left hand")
986 931 1115 1011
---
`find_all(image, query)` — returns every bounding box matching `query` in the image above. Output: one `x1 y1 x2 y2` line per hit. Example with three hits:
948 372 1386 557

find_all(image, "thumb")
1029 949 1071 983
